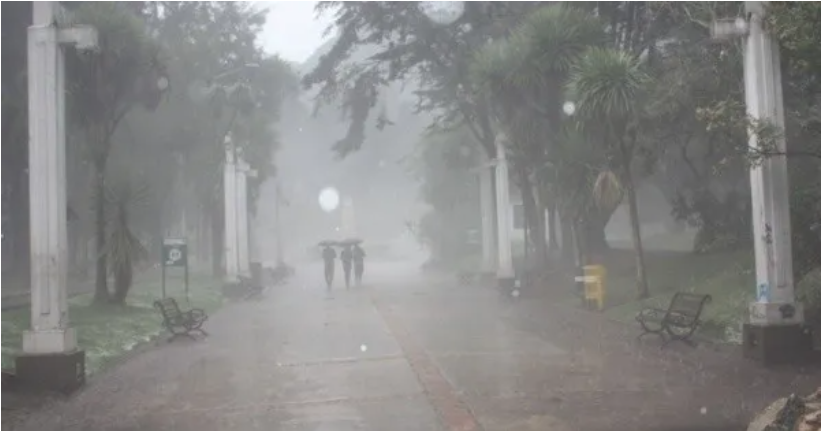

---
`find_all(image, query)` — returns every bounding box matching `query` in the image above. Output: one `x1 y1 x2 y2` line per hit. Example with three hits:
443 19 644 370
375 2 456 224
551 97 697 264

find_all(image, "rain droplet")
360 344 368 352
700 407 707 415
511 290 520 298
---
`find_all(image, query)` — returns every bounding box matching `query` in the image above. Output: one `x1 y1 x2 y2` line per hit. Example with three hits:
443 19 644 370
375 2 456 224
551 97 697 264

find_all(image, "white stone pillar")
480 166 497 274
235 155 250 277
743 1 802 325
23 2 77 355
223 137 239 283
494 134 514 285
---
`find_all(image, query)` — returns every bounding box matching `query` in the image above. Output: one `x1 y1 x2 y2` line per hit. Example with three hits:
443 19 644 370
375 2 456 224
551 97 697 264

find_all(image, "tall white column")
494 134 514 283
235 155 250 277
23 2 78 355
480 166 497 274
223 137 239 283
743 1 802 325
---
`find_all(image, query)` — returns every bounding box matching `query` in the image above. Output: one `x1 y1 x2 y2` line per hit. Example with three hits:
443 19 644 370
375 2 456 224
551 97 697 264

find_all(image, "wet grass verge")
603 254 755 344
1 273 223 375
534 247 754 344
553 246 820 346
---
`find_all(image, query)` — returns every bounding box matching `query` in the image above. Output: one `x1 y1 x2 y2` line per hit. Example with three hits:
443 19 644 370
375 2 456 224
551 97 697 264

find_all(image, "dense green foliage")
306 2 819 306
411 129 482 265
1 2 296 305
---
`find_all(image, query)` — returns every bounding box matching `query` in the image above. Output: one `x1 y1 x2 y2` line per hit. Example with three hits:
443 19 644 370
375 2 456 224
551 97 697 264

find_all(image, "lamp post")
711 2 810 365
16 1 98 393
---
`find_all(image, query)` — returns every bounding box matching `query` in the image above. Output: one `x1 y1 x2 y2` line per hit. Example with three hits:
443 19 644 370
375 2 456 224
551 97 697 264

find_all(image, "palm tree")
470 37 551 266
470 4 607 263
67 3 165 304
569 47 652 298
105 179 151 305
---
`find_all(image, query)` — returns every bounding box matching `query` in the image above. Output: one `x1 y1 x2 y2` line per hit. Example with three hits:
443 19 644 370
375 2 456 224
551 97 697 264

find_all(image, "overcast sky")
257 1 334 64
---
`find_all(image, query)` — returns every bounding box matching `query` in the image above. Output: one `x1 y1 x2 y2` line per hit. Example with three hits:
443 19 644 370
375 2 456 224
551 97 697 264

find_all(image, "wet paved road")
10 260 818 431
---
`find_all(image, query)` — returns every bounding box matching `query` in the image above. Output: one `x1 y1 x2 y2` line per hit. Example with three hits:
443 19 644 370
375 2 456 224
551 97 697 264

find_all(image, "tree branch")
753 149 821 160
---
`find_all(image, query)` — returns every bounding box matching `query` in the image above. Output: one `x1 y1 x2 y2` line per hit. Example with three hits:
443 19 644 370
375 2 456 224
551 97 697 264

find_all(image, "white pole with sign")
161 238 189 302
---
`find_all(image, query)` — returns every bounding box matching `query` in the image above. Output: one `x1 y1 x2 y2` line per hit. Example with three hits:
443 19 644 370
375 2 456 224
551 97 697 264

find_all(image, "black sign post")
161 238 189 302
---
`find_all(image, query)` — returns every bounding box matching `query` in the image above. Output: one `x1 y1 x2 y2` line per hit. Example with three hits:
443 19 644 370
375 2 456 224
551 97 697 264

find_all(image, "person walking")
322 245 337 289
340 245 353 289
353 244 366 286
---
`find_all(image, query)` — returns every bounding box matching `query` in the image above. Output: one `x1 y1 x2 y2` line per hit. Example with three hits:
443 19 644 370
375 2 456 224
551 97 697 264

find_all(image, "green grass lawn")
2 273 224 374
603 251 755 343
527 238 757 344
445 228 819 345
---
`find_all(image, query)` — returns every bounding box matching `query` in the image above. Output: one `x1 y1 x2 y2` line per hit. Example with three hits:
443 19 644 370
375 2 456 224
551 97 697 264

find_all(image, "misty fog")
3 3 819 431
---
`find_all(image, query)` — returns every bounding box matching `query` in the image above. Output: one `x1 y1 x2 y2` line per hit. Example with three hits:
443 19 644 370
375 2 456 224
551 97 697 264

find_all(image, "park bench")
266 264 294 287
635 292 712 348
238 274 264 299
153 297 208 341
457 271 477 285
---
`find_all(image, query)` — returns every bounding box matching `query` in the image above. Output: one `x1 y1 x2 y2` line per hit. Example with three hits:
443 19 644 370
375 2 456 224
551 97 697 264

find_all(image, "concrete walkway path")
8 260 818 431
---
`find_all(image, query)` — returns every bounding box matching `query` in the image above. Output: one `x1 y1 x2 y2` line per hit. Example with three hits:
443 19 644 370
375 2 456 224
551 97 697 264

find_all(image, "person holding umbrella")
353 244 366 285
321 243 337 289
340 245 353 289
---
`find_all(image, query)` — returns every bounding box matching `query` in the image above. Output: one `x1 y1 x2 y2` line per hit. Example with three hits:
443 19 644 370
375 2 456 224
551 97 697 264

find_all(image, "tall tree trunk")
11 167 30 286
111 207 133 305
211 200 224 277
111 258 132 305
560 211 575 260
571 218 586 269
583 209 610 257
517 170 548 267
547 200 559 251
92 166 109 304
620 142 649 299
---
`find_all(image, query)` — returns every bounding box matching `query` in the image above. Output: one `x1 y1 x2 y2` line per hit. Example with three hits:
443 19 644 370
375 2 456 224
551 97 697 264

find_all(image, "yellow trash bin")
582 265 607 311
